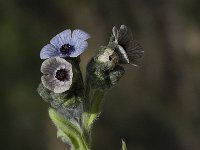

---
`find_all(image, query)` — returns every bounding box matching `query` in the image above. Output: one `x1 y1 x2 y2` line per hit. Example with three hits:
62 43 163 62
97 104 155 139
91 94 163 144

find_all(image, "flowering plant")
37 26 144 150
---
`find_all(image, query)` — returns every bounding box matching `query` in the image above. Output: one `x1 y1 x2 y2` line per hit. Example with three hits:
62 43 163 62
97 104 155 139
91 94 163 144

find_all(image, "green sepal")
87 58 125 90
62 96 80 108
37 83 53 102
49 108 89 150
109 65 125 87
58 101 83 130
108 34 115 43
107 40 118 50
95 46 107 56
86 59 110 90
50 92 68 108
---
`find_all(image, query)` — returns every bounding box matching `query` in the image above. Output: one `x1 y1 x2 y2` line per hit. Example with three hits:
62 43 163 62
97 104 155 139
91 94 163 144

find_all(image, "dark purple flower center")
60 44 75 55
55 69 69 81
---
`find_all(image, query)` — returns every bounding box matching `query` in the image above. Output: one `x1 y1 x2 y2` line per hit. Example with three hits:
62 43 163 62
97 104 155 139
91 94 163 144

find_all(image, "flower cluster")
39 29 90 94
38 26 144 98
37 25 144 150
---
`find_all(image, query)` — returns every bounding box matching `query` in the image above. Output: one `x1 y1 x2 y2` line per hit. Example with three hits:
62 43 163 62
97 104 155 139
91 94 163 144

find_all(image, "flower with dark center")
40 29 90 59
55 69 69 81
41 57 73 93
60 44 75 55
112 25 144 66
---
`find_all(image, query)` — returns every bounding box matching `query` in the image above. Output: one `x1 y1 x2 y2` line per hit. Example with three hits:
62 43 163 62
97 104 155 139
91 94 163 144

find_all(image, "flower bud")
97 48 118 70
87 57 125 90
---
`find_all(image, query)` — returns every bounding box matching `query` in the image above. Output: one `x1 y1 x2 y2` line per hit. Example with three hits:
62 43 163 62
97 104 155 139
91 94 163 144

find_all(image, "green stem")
82 81 105 146
86 90 105 128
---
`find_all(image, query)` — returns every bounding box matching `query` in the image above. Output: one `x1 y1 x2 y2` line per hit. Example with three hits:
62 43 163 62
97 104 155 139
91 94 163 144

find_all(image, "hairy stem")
82 79 105 147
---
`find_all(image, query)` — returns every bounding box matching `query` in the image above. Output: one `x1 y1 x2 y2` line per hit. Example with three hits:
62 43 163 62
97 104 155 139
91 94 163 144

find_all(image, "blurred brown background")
0 0 200 149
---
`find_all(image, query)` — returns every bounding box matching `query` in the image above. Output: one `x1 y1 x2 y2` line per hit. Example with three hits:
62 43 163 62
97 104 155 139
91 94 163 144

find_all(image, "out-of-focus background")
1 0 200 149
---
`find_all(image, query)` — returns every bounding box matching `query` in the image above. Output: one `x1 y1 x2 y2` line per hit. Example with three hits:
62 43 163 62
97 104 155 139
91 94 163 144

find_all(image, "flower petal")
70 41 88 57
41 75 58 91
54 81 72 93
40 44 59 59
112 26 119 43
50 29 72 49
53 61 73 93
118 25 133 45
115 45 129 64
41 57 60 74
72 29 90 43
126 40 144 66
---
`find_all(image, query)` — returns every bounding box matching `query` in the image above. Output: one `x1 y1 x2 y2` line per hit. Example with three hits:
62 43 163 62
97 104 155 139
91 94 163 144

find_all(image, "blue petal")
50 29 72 49
40 44 59 59
70 41 88 57
72 29 90 44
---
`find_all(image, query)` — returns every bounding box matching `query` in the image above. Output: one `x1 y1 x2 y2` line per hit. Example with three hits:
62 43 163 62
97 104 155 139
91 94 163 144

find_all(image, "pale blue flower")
40 29 90 59
41 57 73 93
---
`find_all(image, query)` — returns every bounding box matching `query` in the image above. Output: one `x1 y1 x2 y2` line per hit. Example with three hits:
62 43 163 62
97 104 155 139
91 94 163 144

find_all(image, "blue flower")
40 29 90 59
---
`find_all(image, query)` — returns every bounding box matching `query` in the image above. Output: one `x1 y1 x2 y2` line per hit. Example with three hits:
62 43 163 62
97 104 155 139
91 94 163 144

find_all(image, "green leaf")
121 140 127 150
82 90 105 131
49 108 89 150
57 129 71 144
